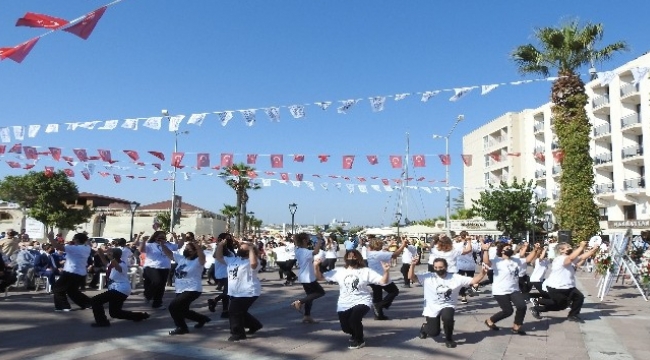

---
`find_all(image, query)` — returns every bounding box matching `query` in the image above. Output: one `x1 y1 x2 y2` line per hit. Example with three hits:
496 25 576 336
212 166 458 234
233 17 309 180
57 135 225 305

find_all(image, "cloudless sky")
1 0 649 229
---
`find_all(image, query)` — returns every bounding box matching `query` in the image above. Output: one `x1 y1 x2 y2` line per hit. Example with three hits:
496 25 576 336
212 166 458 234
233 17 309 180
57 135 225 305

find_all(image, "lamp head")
162 109 169 116
457 114 465 121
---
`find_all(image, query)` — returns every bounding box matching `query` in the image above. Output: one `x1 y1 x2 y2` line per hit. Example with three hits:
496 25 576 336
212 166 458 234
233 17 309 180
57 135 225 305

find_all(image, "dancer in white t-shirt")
160 241 211 335
289 233 326 323
139 231 184 309
409 257 485 348
315 249 391 350
208 233 236 318
51 232 92 311
367 238 407 320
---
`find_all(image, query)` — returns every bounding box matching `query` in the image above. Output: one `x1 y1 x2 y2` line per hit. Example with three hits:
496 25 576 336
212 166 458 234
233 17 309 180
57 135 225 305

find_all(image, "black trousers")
338 304 370 343
213 278 230 313
325 258 337 271
527 281 550 299
458 270 475 296
143 267 169 307
491 291 527 326
280 260 297 281
52 272 91 310
91 289 148 324
542 287 584 316
229 296 262 338
168 291 209 329
479 269 494 286
276 261 286 279
369 282 399 309
518 275 531 294
400 263 411 285
423 307 455 341
299 281 325 316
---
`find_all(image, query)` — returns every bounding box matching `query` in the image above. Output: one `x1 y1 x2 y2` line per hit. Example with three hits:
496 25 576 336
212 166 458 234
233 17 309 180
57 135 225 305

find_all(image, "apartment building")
463 52 650 235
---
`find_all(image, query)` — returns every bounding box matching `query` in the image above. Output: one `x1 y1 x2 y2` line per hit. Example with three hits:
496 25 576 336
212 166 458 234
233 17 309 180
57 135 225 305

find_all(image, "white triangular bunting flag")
320 183 329 191
394 93 410 101
290 180 301 187
434 187 441 192
187 113 207 126
481 84 499 95
98 120 119 130
369 96 386 112
143 117 163 130
371 184 381 192
358 184 368 193
421 186 432 193
337 99 358 114
168 115 185 132
314 101 332 110
85 163 96 175
421 90 440 102
27 125 41 138
0 127 10 143
240 110 256 127
335 183 342 190
346 184 354 193
383 185 393 192
304 181 315 190
217 111 234 126
632 67 650 85
45 124 59 133
289 105 305 119
78 121 100 130
122 118 139 130
262 178 272 187
65 123 81 131
449 87 475 101
183 172 190 181
12 126 25 140
264 107 281 122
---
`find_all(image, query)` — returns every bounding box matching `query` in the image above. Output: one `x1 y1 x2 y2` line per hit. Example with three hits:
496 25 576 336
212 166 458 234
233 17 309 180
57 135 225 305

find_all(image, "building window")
484 173 490 186
0 212 13 220
598 207 608 221
484 155 490 167
483 135 489 149
623 205 636 220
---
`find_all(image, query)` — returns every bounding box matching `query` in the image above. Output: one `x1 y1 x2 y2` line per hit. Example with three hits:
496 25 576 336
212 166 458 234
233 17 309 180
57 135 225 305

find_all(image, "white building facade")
463 53 650 235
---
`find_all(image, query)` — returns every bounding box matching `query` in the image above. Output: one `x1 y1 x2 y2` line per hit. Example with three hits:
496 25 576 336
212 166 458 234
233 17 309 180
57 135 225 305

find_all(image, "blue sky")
1 0 649 229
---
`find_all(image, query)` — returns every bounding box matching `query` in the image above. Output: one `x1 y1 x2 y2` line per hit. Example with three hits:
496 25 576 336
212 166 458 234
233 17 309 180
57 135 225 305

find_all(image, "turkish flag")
438 154 450 166
126 175 135 179
123 150 139 162
44 166 54 177
98 172 109 177
416 176 425 181
8 143 22 154
247 170 257 179
271 154 284 168
197 153 210 168
63 6 106 40
63 169 74 177
342 155 355 169
62 156 73 162
220 153 233 167
296 173 304 181
461 154 472 166
6 161 21 168
312 174 321 178
318 154 329 163
264 171 275 175
0 145 5 155
152 163 161 170
381 179 389 185
280 173 289 181
148 151 165 161
81 170 91 180
88 156 101 161
98 149 112 163
73 148 89 162
389 155 402 169
171 152 185 168
367 155 378 165
247 154 258 164
0 38 39 63
16 12 69 29
294 154 305 162
231 170 240 176
113 174 121 183
413 155 426 167
552 150 564 163
48 147 62 161
490 153 501 162
24 164 36 170
23 146 38 160
357 177 367 182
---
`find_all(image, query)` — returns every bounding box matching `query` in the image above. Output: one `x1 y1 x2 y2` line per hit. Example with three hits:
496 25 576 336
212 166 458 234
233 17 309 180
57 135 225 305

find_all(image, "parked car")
89 237 111 246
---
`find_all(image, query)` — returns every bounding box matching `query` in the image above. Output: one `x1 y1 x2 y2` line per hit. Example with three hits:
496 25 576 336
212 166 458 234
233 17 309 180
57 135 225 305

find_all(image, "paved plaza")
1 264 648 360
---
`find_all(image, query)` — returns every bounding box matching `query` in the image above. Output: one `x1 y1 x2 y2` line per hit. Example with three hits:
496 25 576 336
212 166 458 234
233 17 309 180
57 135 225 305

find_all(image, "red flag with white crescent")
73 148 89 162
81 170 90 180
44 166 54 177
148 151 165 161
197 153 210 169
98 149 112 163
413 155 426 167
280 173 289 181
381 179 389 185
366 155 378 165
0 37 39 63
293 154 305 162
63 169 74 177
389 155 402 169
23 146 38 160
247 154 258 164
123 150 139 162
8 143 22 154
438 154 450 166
220 153 233 167
247 170 257 179
342 155 355 169
318 154 329 163
6 161 21 168
63 6 107 40
171 152 185 168
16 12 69 29
270 154 284 168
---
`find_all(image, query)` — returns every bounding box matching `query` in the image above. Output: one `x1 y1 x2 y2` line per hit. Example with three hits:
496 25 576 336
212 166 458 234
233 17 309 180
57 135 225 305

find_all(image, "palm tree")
220 163 261 236
251 218 263 235
220 204 238 233
512 20 627 243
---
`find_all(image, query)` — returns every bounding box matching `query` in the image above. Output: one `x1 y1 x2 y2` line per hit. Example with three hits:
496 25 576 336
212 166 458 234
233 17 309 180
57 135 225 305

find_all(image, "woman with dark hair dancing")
140 230 184 309
289 233 326 323
208 233 236 318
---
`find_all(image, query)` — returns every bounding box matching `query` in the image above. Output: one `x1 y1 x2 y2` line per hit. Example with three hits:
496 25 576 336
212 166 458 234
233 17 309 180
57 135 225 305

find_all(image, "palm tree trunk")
235 189 243 236
241 191 249 235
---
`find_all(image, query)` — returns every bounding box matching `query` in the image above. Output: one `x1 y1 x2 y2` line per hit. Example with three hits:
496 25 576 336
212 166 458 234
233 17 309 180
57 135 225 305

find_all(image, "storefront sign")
449 220 498 231
608 220 650 229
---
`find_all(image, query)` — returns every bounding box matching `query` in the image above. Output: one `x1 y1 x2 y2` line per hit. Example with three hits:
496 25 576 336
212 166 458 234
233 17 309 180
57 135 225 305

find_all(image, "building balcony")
552 190 560 200
551 142 560 150
621 113 641 129
623 177 646 191
620 83 640 102
592 94 610 112
535 169 546 179
593 152 613 167
595 182 615 195
534 122 544 133
534 146 545 154
621 144 643 160
593 123 611 137
552 165 562 176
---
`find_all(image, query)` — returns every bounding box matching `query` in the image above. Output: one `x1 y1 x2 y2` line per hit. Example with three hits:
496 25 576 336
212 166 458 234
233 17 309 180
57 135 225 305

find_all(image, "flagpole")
433 115 464 236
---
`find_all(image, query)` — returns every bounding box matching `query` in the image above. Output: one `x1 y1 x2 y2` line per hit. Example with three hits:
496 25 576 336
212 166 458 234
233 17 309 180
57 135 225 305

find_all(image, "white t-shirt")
295 247 316 283
203 250 215 269
529 258 549 282
172 252 203 293
401 245 418 264
108 260 131 296
225 256 261 297
491 257 523 295
482 247 498 270
119 246 134 266
429 248 463 273
511 254 528 278
275 246 289 262
214 249 234 279
285 243 296 260
367 250 393 283
314 249 326 263
455 242 477 272
360 246 368 259
543 255 578 289
416 272 472 317
548 243 558 259
324 242 338 259
143 242 178 269
323 267 384 312
63 244 91 276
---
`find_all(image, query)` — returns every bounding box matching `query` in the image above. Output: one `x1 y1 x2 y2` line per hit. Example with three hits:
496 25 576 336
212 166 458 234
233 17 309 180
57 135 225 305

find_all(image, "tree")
452 192 465 213
220 204 238 233
251 218 263 235
154 211 172 233
471 178 547 237
512 20 627 242
0 171 92 237
220 163 261 236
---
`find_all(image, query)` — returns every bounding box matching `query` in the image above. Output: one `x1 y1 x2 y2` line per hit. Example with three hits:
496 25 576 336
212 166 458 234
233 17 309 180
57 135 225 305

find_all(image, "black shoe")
403 284 411 288
134 313 150 322
530 307 542 320
418 324 428 339
467 286 479 297
91 322 111 327
511 328 526 335
484 320 499 331
194 318 211 329
460 297 468 304
567 315 584 323
228 335 246 342
208 299 217 313
348 340 365 349
374 315 390 321
220 311 230 319
169 327 189 335
247 325 263 335
445 340 457 348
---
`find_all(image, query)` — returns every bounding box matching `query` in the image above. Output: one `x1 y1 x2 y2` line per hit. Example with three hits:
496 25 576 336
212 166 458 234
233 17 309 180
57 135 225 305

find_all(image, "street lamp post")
396 212 403 238
289 203 297 235
162 109 189 232
247 211 254 235
129 201 140 242
98 209 106 236
432 114 464 236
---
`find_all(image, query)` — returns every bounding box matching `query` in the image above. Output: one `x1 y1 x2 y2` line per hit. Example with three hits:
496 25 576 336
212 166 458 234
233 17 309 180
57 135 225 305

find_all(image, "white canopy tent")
400 224 444 235
362 227 398 236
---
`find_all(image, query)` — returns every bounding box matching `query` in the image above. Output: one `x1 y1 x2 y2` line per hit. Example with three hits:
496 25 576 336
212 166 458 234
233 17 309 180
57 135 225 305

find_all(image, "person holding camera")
90 247 150 327
139 231 184 310
289 233 326 324
51 233 92 312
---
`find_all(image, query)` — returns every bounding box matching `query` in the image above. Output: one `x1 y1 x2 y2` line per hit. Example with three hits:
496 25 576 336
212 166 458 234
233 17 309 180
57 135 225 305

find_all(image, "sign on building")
449 220 499 231
25 217 45 239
